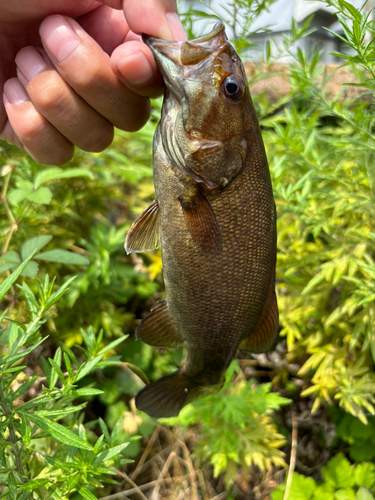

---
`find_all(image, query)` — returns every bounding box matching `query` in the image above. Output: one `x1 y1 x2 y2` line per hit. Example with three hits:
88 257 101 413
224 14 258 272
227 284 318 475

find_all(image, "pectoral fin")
240 278 279 353
136 299 184 348
179 189 222 254
125 200 160 255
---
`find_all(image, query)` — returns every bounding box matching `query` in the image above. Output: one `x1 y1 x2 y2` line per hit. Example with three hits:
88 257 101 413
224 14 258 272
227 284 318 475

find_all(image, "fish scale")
125 22 278 418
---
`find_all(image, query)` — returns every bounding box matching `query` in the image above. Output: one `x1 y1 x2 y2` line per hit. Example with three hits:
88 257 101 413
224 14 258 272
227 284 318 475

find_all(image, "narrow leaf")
93 443 130 465
0 250 37 300
75 355 103 382
20 414 31 446
27 413 93 451
78 486 97 500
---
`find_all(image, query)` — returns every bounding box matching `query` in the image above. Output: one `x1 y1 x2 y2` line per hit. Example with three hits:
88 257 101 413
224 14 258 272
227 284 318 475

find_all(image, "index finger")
102 0 186 41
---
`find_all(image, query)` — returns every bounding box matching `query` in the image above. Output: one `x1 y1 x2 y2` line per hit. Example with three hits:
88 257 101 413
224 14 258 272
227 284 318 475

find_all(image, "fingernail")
118 52 154 85
41 16 80 62
16 48 47 82
3 79 29 105
166 13 187 41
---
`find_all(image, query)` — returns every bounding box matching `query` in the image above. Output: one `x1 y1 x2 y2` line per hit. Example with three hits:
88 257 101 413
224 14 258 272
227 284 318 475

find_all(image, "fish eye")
221 76 245 101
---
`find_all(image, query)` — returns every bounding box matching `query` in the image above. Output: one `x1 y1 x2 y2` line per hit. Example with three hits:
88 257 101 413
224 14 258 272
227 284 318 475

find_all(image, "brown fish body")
125 23 278 418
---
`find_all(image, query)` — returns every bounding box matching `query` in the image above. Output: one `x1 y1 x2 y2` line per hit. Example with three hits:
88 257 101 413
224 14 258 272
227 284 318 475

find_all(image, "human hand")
1 0 186 165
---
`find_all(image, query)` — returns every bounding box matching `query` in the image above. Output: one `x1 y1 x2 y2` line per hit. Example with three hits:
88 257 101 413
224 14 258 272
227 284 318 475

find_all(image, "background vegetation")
0 0 374 498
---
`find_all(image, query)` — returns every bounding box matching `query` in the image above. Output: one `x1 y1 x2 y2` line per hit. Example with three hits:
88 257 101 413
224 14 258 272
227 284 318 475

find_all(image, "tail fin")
135 370 207 418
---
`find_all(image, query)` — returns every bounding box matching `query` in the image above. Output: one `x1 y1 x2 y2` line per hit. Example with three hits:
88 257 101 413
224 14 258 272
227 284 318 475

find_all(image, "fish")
125 22 278 419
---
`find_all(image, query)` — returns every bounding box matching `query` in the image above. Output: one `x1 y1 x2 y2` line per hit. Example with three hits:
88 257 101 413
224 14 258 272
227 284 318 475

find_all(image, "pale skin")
0 0 187 165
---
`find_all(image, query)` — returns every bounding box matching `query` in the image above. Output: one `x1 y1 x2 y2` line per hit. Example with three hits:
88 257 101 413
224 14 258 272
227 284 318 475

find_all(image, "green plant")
333 411 375 462
166 361 290 488
0 259 133 499
272 453 375 500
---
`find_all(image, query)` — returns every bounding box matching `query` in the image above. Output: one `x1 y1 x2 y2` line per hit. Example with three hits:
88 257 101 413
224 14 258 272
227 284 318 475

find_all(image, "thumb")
123 0 187 41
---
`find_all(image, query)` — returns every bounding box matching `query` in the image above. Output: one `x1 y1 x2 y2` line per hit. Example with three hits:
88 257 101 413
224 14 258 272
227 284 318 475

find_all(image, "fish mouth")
142 21 227 70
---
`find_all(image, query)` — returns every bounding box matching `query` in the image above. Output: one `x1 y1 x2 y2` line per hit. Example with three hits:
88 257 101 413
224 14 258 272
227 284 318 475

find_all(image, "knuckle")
16 110 49 143
29 75 69 116
70 62 105 94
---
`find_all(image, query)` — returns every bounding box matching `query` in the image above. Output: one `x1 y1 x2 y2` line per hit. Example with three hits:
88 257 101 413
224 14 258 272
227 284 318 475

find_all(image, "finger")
78 4 129 55
2 1 101 22
111 41 163 98
39 15 150 132
0 120 24 150
98 0 122 10
3 78 74 165
123 0 187 41
15 46 114 152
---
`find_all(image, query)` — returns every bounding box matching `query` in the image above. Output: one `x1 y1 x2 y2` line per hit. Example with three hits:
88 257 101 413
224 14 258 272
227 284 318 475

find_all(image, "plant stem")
1 166 18 255
0 381 27 483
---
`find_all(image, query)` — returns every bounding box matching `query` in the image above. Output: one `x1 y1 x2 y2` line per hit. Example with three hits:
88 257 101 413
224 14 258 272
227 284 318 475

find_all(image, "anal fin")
240 277 279 353
136 299 184 348
125 199 160 255
179 188 222 254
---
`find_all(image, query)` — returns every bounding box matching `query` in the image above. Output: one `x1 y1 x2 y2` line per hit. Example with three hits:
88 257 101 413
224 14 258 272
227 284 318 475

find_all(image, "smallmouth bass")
125 22 278 418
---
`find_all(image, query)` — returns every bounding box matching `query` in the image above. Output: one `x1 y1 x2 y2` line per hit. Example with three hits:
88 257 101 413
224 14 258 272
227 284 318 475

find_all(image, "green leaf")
21 235 53 260
8 189 30 205
62 474 80 495
35 405 86 418
93 442 130 465
35 249 89 265
98 418 110 442
272 472 317 500
335 488 355 500
0 250 37 300
71 388 104 396
49 347 62 389
26 186 52 204
356 487 375 500
8 472 17 499
12 375 38 400
34 167 94 189
20 261 39 277
75 354 103 382
0 262 16 274
49 357 66 386
2 336 45 367
1 251 20 264
354 462 375 488
321 453 354 489
0 365 26 376
20 413 31 446
98 335 128 355
26 413 93 451
78 485 97 500
19 478 51 491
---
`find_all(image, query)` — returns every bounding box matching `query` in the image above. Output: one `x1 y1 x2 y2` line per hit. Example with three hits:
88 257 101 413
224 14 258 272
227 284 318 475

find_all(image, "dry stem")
282 411 298 500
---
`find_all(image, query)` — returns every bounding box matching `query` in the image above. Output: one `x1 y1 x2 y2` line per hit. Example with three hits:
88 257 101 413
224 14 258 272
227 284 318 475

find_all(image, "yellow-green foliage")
254 1 375 422
165 361 289 487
